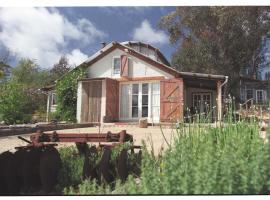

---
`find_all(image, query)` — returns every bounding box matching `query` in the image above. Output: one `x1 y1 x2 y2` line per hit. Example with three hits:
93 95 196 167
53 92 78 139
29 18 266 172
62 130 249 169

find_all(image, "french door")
192 93 212 116
120 82 160 122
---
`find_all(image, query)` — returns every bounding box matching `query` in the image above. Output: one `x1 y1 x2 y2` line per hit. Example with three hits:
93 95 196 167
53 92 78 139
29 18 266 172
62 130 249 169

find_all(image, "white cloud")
66 49 88 66
0 8 106 68
132 19 168 45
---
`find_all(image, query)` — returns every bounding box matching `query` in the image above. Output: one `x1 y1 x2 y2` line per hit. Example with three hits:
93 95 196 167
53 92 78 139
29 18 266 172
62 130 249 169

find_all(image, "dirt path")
0 125 176 155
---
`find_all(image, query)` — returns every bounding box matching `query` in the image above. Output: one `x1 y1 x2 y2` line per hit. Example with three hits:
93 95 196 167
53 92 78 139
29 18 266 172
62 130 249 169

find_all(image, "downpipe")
218 76 229 122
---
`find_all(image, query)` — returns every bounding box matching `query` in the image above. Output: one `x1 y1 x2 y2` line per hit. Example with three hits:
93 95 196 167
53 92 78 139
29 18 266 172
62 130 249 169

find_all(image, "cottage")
45 41 228 123
239 76 269 105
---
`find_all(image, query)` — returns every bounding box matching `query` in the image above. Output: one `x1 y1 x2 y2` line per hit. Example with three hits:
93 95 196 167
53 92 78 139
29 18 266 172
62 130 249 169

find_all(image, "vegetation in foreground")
57 118 270 195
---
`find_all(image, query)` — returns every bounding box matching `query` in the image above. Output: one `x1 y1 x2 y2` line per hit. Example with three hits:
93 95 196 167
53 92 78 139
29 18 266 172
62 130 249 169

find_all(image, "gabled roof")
82 41 179 77
80 41 226 81
42 41 227 92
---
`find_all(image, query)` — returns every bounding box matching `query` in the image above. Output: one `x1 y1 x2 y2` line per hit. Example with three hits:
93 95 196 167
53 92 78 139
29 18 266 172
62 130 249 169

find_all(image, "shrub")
55 117 270 195
56 146 84 191
0 81 29 124
134 121 270 195
55 67 86 122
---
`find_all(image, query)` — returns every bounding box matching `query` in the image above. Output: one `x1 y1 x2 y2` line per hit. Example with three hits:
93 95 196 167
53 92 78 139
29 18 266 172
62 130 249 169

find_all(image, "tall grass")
59 99 270 195
62 120 270 194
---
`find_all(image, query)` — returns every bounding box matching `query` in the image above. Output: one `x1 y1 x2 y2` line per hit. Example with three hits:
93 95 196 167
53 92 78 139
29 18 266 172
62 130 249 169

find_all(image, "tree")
0 49 12 79
0 58 50 124
160 7 270 99
49 56 71 83
11 58 49 88
12 59 49 116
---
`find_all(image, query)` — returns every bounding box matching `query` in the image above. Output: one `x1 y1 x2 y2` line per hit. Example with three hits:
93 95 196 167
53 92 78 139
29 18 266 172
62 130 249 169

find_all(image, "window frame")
245 89 253 101
112 56 121 76
119 81 160 122
256 90 264 104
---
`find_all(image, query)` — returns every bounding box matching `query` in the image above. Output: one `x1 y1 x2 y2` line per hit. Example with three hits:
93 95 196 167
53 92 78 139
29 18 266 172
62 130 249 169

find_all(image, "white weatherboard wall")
87 48 173 79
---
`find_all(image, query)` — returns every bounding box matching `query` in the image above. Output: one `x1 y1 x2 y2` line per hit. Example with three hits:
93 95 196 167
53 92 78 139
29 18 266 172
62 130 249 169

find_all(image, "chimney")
101 42 107 48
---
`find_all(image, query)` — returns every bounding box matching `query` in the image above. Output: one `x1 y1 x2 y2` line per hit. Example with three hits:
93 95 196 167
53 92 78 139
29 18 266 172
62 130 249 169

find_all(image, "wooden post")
217 80 222 121
46 92 51 122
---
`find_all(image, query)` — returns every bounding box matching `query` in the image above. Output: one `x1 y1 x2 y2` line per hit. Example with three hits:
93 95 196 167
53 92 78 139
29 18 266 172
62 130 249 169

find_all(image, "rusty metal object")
39 146 61 193
22 148 42 192
116 149 129 182
8 129 141 194
18 136 32 144
27 130 134 146
15 130 139 152
82 146 100 182
0 151 20 195
99 147 115 186
130 150 142 177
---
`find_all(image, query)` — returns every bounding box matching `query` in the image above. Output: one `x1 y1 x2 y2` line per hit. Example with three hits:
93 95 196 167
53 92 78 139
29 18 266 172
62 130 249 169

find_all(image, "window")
113 57 120 75
256 90 264 104
192 94 201 112
246 89 253 100
142 83 149 117
192 93 211 113
265 72 270 80
151 83 160 121
119 82 160 121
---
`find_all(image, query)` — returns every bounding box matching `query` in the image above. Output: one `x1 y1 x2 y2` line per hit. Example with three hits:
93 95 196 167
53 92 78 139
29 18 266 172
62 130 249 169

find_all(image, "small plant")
56 146 84 191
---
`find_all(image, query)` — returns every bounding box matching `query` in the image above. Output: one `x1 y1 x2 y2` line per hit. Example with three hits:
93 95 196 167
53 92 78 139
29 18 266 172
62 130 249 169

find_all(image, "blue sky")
0 7 177 68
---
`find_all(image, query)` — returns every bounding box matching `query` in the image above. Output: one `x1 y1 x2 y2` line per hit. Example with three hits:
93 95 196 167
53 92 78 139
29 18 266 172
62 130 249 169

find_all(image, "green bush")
56 146 84 191
64 179 110 195
0 81 29 124
55 67 86 122
64 122 270 194
55 116 270 195
128 122 270 195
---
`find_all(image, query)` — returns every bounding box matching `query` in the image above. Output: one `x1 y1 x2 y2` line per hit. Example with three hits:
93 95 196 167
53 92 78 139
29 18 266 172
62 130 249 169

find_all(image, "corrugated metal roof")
85 41 116 63
179 71 227 80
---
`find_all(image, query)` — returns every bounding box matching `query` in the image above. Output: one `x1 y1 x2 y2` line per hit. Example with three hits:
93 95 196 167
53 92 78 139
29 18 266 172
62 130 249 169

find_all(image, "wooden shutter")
81 82 89 123
120 55 129 77
80 81 102 123
88 81 102 123
160 78 184 122
104 78 119 122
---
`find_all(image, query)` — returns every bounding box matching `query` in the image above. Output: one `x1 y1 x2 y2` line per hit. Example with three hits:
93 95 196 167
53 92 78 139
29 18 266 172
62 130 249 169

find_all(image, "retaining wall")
0 123 99 137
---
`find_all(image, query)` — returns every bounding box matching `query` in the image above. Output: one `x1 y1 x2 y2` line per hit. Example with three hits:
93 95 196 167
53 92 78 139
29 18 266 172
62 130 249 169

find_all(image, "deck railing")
239 98 269 120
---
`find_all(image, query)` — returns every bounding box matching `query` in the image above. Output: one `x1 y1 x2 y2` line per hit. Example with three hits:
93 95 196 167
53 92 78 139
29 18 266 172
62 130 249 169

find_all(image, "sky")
0 7 177 69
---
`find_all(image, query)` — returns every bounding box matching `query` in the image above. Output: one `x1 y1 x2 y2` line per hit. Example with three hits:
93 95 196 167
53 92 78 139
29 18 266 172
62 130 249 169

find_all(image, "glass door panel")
142 83 149 117
151 83 160 122
120 84 130 118
132 84 139 118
